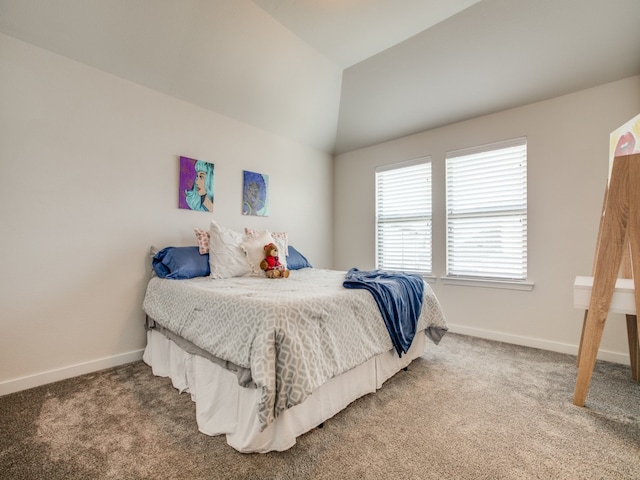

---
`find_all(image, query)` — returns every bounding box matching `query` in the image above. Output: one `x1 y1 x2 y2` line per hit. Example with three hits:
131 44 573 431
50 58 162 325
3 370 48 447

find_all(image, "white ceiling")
335 0 640 153
1 0 640 155
250 0 481 68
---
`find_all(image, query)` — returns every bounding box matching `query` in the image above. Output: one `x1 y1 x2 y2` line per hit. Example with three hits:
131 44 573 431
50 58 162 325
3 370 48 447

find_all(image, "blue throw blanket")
343 268 424 357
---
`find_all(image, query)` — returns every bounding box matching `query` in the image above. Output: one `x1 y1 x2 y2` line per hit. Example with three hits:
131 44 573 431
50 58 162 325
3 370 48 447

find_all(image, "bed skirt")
143 329 428 453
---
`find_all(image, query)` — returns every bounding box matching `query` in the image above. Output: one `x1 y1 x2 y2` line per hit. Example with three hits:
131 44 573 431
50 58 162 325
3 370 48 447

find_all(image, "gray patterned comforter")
143 268 447 429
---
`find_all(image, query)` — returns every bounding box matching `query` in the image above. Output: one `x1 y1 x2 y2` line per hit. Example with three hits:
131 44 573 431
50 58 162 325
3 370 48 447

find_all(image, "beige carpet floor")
1 332 638 479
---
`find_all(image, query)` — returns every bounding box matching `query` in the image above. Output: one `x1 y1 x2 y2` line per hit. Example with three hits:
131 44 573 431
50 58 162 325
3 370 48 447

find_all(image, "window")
445 138 527 281
375 158 432 275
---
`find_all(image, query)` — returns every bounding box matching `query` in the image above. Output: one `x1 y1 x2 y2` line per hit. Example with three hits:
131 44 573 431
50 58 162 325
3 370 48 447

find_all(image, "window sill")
440 276 534 291
421 275 436 284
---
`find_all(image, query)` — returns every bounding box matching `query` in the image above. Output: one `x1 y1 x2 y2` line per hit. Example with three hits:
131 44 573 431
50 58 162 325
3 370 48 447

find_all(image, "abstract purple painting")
242 170 269 216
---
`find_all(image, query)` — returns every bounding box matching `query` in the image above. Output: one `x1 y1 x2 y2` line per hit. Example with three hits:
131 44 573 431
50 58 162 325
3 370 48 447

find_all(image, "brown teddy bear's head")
264 243 278 257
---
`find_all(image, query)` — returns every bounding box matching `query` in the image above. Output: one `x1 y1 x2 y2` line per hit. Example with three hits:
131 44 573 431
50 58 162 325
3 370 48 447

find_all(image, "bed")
142 223 447 453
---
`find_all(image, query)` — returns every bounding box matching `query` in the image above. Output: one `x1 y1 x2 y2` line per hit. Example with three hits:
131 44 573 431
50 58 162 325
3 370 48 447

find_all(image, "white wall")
334 75 640 363
0 34 333 394
0 0 343 153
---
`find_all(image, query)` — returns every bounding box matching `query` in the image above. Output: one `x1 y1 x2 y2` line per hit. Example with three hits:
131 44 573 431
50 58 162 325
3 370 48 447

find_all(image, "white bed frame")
143 328 428 453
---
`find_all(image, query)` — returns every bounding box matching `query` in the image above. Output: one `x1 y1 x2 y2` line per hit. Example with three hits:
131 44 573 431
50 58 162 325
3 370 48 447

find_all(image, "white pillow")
241 230 275 277
244 228 288 269
209 220 252 279
245 228 289 256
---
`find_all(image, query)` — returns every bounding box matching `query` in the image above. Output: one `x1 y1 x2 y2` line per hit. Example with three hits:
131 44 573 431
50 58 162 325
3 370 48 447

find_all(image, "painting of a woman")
179 156 214 212
242 170 268 216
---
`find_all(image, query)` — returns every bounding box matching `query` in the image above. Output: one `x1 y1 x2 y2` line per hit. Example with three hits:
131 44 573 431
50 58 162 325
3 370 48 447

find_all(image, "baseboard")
0 349 145 397
447 324 630 365
1 327 630 397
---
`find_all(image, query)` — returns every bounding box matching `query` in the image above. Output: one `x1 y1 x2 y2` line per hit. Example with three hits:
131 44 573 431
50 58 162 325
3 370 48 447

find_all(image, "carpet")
1 333 638 479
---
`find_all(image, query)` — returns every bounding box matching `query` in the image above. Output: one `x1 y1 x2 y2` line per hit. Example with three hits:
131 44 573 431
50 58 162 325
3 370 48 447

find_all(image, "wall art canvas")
179 156 215 212
242 170 269 216
609 113 640 184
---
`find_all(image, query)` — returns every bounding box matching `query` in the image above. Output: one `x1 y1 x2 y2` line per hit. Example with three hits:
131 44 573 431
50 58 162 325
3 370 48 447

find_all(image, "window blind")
375 159 432 274
446 138 527 280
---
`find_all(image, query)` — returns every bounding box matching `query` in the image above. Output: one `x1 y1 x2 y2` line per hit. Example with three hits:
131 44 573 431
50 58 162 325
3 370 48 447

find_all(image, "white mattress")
143 328 428 453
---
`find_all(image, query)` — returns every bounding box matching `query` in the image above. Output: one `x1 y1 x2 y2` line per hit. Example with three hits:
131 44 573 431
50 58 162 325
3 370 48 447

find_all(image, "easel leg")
574 310 609 406
576 310 588 366
573 157 631 407
626 315 639 381
627 158 640 382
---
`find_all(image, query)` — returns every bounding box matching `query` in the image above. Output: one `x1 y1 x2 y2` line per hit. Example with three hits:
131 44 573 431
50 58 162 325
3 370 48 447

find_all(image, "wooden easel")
573 153 640 407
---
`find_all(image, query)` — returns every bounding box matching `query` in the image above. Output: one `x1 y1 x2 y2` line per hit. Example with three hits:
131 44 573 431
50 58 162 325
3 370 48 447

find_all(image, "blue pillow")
152 246 210 279
286 245 312 270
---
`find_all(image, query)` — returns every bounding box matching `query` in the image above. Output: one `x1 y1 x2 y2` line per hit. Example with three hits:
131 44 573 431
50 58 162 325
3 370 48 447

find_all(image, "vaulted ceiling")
1 0 639 155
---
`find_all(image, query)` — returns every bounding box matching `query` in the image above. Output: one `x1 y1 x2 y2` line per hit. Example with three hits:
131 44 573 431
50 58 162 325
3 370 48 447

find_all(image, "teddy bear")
260 243 290 278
